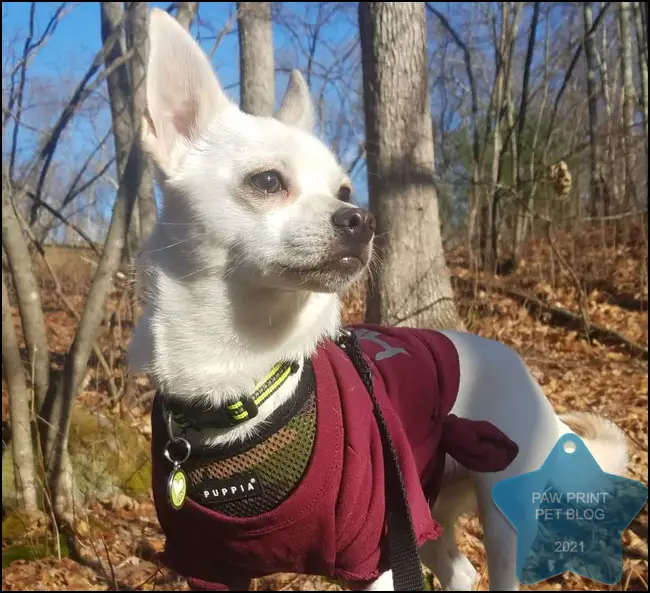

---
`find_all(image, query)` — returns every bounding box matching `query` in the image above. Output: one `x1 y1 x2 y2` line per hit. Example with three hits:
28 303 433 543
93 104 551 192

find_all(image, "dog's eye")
338 186 352 202
250 170 285 195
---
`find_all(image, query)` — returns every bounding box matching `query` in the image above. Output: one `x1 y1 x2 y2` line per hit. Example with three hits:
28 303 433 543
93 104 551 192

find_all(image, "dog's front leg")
360 570 395 591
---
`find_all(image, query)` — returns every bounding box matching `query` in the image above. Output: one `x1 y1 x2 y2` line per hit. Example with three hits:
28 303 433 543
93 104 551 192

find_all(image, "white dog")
128 9 629 591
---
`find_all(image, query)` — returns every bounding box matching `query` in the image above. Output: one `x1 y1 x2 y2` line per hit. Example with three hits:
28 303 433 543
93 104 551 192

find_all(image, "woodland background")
1 2 648 590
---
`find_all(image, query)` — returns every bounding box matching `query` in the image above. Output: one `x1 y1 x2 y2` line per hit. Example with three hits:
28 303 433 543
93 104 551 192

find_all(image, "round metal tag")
167 466 188 510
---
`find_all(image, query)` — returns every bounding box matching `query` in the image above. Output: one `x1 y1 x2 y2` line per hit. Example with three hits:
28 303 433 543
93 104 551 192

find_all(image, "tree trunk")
2 190 50 416
359 2 463 330
126 2 156 243
595 2 618 212
466 162 481 270
102 1 143 362
486 3 522 272
618 2 637 209
1 179 50 412
175 1 198 30
584 3 601 218
102 3 137 256
512 2 541 269
500 94 516 263
633 1 648 157
237 2 275 116
124 2 156 337
483 3 510 273
2 273 39 515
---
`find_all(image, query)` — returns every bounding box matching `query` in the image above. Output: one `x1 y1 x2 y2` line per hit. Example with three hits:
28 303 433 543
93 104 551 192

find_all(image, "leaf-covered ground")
2 227 648 591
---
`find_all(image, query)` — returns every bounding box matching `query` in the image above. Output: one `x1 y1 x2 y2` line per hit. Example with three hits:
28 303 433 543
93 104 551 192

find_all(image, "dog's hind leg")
472 473 519 591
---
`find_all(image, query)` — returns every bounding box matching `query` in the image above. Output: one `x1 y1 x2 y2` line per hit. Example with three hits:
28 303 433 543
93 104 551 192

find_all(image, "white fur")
130 10 630 590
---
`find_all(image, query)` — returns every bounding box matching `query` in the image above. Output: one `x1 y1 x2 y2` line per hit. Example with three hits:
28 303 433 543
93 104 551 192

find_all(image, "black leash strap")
337 329 425 591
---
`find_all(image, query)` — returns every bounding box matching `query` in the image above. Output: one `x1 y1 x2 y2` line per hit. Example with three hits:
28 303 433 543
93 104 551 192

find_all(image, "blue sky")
1 2 311 154
2 2 366 238
2 2 366 234
4 3 245 103
2 2 557 240
1 2 365 133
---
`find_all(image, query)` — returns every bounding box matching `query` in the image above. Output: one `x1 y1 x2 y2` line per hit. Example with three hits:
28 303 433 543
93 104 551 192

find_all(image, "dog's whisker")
175 263 216 282
222 251 247 280
141 237 191 254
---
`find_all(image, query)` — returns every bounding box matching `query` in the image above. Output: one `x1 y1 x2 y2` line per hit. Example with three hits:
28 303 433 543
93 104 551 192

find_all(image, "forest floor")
2 224 648 591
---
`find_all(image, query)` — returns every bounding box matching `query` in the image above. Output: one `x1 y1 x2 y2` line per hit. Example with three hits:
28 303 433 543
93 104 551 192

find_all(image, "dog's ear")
142 8 231 176
276 70 314 134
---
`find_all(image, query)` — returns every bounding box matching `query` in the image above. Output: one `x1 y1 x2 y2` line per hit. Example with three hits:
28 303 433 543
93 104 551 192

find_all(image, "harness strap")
166 361 300 432
336 329 425 591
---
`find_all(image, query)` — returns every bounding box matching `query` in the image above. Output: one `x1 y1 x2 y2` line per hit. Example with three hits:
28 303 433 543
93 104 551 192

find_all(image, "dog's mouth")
291 253 366 275
294 238 373 272
273 245 371 292
331 255 364 274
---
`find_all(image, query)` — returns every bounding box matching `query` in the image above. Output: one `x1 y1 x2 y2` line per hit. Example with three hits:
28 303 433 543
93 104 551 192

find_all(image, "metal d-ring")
163 436 191 465
337 327 353 348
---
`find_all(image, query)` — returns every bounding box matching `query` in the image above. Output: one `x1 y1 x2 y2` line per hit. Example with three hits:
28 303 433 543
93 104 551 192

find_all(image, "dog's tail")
558 412 629 476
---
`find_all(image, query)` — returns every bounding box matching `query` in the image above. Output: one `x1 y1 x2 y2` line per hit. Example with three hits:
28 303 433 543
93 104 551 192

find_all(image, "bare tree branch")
60 131 115 212
23 10 133 225
541 2 611 159
40 90 143 515
9 2 37 180
3 2 70 133
426 3 482 263
208 8 238 59
22 230 120 402
23 192 101 255
30 45 136 220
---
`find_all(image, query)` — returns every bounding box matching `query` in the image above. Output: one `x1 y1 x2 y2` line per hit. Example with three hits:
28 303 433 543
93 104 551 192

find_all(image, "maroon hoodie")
150 324 519 590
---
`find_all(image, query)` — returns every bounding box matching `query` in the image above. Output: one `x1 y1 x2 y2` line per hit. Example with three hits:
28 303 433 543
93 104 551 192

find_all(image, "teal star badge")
493 433 647 585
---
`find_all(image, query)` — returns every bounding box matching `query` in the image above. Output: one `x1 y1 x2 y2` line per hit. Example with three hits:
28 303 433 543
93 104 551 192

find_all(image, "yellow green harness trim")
169 360 299 430
225 361 297 422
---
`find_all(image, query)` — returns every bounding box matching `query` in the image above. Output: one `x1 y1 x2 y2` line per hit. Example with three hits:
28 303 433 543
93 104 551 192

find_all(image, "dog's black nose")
331 207 376 243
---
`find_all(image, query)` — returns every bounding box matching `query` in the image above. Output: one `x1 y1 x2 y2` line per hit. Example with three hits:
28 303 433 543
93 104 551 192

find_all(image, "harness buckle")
239 396 259 421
